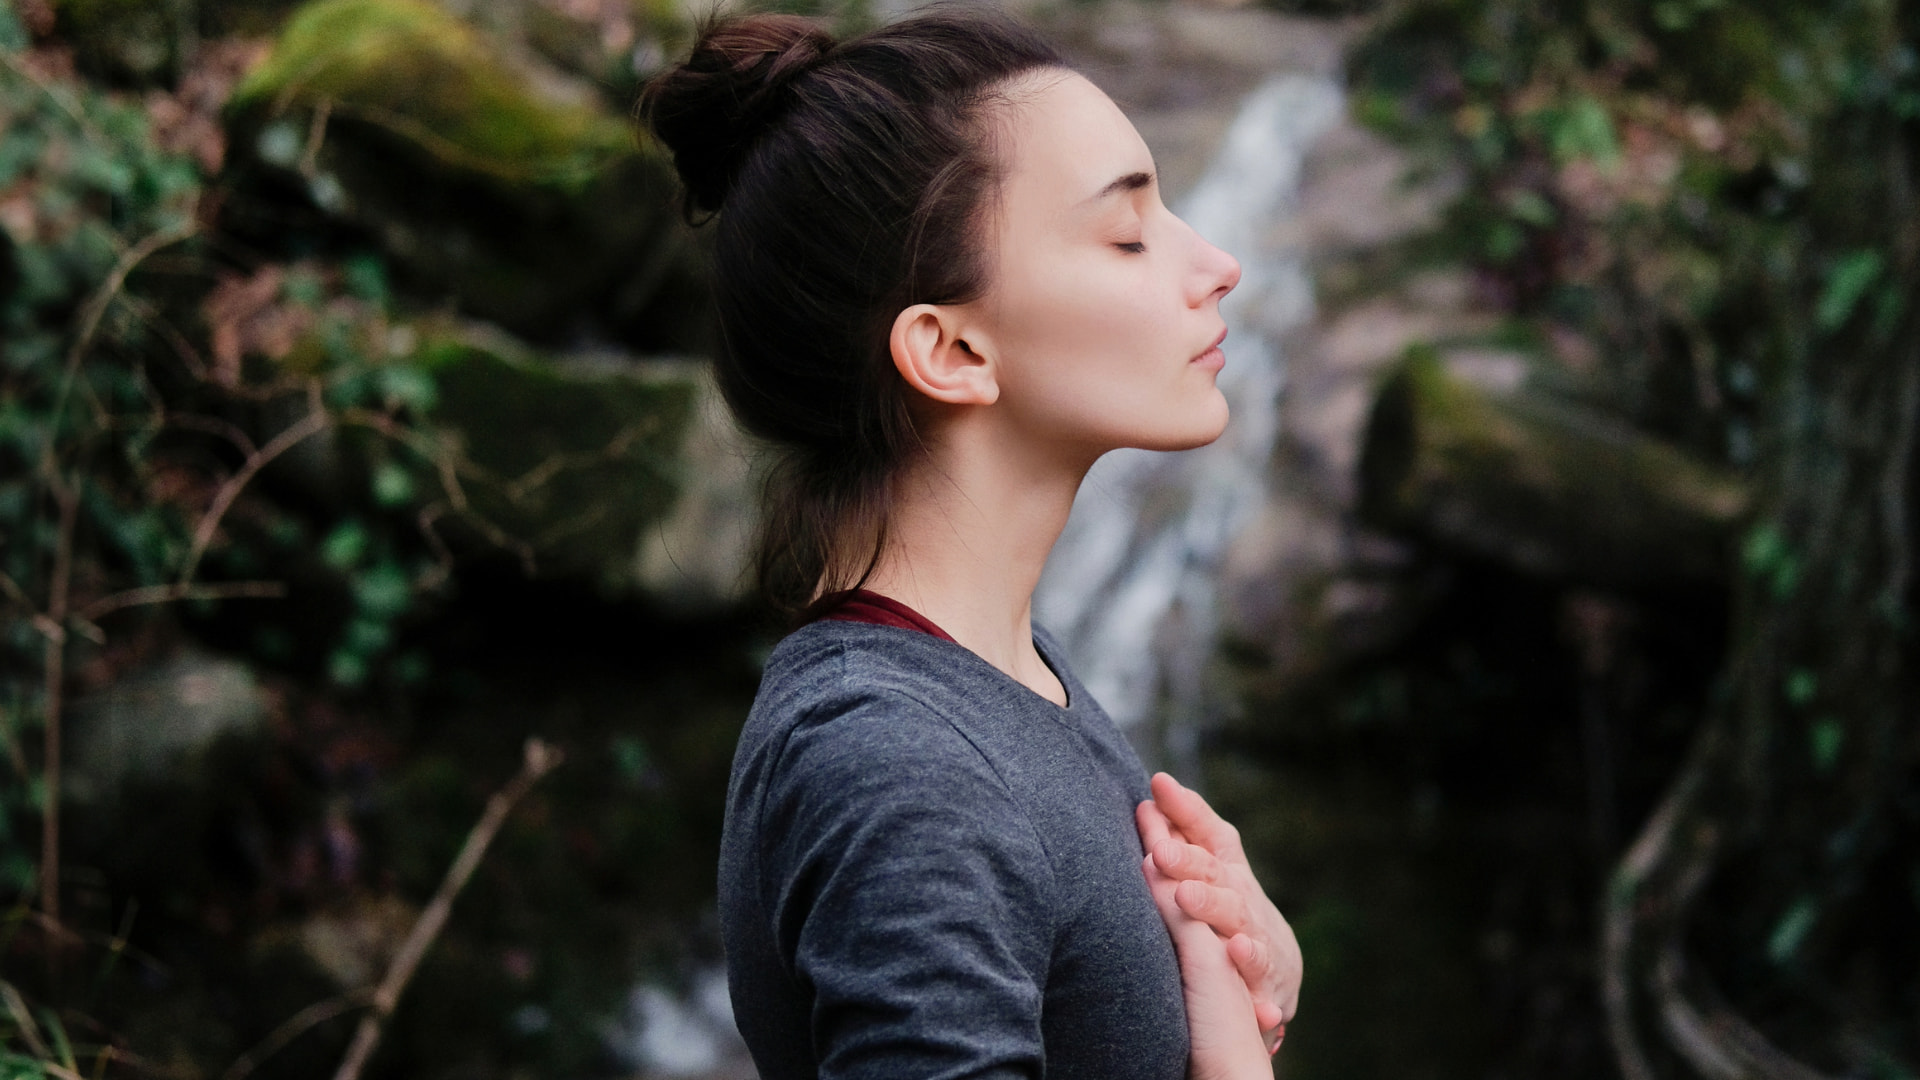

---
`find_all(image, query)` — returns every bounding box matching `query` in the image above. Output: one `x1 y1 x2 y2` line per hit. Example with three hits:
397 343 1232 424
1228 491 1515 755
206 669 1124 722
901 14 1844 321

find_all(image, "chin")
1135 397 1230 452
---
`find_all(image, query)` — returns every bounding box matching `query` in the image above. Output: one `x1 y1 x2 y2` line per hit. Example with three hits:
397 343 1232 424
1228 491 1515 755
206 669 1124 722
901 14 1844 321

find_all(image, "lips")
1191 327 1227 369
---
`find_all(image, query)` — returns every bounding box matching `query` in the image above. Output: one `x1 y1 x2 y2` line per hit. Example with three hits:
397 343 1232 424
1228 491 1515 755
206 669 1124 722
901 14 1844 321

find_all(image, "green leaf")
1543 95 1620 166
1506 189 1555 227
371 461 415 507
1809 718 1843 774
1741 524 1800 599
327 649 368 687
1784 669 1817 706
1742 524 1787 575
0 850 33 895
321 521 370 569
343 616 392 654
35 1009 71 1072
352 561 412 619
610 733 652 789
342 253 390 305
1485 220 1525 262
375 365 437 412
1816 250 1884 332
282 266 326 308
1766 896 1817 964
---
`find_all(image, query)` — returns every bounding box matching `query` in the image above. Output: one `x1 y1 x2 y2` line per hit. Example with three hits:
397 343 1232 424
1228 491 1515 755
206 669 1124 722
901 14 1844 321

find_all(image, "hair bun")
640 14 835 217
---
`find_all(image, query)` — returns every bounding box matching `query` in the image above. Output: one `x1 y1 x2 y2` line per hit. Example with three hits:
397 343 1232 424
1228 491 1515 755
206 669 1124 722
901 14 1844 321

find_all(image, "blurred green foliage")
1350 0 1918 1072
0 0 734 1073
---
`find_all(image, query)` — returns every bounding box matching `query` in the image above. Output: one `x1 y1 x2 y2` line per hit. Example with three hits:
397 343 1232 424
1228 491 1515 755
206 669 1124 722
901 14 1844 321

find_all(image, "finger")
1135 800 1173 855
1151 837 1224 883
1227 932 1269 985
1149 773 1245 858
1142 857 1214 947
1174 878 1252 938
1227 934 1286 1032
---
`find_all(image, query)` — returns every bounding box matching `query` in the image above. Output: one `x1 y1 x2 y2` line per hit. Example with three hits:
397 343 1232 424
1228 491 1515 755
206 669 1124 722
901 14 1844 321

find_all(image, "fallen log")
1358 348 1750 587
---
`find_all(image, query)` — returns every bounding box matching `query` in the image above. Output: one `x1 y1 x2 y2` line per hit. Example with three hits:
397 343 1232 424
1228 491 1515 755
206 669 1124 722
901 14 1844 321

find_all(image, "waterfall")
1034 74 1344 765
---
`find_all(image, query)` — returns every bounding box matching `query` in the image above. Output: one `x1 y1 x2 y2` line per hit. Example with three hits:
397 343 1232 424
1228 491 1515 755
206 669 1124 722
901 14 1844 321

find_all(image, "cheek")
994 256 1166 371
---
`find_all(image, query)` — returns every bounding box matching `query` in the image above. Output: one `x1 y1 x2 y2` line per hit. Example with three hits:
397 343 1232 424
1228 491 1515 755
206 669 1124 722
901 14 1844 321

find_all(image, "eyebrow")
1084 170 1154 204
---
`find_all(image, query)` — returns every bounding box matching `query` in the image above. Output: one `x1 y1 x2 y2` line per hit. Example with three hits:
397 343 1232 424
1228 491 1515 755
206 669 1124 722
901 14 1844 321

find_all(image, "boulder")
403 322 705 590
1358 347 1751 588
71 647 272 799
228 0 708 350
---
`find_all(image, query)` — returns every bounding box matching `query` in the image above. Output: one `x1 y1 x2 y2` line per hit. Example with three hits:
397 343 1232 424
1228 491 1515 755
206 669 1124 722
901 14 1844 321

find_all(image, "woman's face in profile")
973 70 1242 457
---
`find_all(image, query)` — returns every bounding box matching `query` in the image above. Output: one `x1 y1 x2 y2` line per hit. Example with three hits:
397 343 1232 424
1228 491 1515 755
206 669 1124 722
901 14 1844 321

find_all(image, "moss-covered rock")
227 0 708 349
232 0 630 185
1359 346 1751 587
403 322 703 589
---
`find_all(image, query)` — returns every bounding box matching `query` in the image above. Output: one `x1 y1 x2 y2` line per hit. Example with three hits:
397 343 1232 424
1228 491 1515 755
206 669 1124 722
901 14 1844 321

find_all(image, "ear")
889 304 998 407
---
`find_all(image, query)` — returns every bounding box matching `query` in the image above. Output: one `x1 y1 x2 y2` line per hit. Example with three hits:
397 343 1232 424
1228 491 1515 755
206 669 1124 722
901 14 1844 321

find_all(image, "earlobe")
890 304 999 407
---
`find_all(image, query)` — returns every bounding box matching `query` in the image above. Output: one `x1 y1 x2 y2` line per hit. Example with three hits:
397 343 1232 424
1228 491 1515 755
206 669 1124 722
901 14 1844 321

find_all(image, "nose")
1188 228 1241 307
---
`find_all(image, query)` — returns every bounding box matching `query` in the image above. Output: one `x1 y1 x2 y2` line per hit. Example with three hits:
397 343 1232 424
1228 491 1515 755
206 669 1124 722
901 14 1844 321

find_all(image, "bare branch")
501 422 652 502
0 51 99 139
121 294 211 382
1653 948 1838 1080
0 569 30 610
76 580 287 623
166 412 260 458
222 988 373 1080
45 219 200 465
329 739 562 1080
298 98 332 178
178 406 333 585
39 477 79 928
0 705 31 780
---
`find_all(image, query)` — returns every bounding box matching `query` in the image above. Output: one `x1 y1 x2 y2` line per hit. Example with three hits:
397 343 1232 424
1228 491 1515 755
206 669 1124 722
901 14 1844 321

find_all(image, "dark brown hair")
638 7 1064 621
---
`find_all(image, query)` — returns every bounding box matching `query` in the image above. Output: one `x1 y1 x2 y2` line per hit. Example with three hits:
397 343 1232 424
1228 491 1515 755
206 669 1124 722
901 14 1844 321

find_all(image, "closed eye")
1115 241 1146 254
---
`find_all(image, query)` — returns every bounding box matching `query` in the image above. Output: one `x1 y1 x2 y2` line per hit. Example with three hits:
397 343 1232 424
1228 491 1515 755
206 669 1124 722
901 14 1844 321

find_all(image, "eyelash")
1115 241 1146 254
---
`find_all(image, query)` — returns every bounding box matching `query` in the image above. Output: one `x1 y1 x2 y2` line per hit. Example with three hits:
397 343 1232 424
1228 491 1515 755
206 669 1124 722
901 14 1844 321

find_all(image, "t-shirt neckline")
812 589 1074 711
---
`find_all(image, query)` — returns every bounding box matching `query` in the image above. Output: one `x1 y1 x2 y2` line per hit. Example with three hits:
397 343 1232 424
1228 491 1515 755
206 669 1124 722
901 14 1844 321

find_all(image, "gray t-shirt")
719 619 1189 1080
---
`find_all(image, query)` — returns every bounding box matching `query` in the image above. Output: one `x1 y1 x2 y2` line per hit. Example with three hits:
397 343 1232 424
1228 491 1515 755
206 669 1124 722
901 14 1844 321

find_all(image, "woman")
640 8 1302 1078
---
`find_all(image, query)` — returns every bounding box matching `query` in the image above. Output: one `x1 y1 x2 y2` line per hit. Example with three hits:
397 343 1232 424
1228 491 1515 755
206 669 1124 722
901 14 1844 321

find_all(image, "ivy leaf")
321 520 370 569
371 461 415 507
1816 250 1884 332
1541 95 1620 166
1766 896 1818 964
1784 669 1817 706
352 561 412 620
1809 718 1843 774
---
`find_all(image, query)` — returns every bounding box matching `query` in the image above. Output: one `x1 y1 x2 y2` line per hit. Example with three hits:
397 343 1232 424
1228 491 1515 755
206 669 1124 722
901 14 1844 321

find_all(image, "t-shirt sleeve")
757 690 1055 1080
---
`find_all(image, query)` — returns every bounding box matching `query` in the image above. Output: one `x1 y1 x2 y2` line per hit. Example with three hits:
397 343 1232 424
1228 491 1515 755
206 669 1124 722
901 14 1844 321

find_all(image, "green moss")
1362 348 1750 586
406 326 699 584
234 0 634 186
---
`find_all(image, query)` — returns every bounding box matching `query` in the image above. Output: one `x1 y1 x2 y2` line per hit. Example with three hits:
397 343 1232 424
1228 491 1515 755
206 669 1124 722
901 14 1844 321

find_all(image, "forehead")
992 71 1152 212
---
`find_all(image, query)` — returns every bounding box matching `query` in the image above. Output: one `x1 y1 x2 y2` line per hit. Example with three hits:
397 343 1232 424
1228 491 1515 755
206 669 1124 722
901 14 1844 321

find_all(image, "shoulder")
747 621 988 758
739 622 1045 847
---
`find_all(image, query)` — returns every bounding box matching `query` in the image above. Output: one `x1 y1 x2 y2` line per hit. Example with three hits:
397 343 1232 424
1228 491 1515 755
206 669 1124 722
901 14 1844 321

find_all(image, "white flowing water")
1034 74 1344 766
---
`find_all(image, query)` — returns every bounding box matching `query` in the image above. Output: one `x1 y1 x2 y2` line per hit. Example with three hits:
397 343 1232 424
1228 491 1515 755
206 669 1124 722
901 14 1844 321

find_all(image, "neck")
856 423 1092 706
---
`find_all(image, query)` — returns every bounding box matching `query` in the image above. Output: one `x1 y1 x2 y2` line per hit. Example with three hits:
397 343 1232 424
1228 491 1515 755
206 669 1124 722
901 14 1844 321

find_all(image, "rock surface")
71 647 272 798
228 0 706 349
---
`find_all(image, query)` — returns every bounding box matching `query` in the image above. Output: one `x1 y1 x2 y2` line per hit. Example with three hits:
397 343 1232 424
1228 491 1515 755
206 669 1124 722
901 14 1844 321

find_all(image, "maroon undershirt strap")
815 589 957 643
